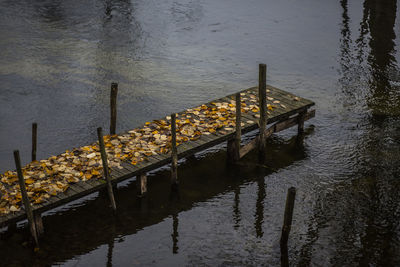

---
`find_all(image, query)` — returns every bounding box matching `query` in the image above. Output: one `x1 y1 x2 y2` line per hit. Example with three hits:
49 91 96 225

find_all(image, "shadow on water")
0 132 309 266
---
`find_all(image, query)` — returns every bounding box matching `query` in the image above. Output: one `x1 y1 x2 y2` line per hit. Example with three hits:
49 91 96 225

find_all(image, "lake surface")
0 0 399 266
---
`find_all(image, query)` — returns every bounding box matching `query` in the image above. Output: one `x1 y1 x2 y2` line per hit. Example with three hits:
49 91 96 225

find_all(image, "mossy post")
110 83 118 135
97 127 117 212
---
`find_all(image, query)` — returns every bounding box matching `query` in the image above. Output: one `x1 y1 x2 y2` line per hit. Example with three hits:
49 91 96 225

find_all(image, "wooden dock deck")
0 83 315 234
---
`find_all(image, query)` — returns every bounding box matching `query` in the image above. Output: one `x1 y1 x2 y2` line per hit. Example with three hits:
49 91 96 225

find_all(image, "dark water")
1 0 400 266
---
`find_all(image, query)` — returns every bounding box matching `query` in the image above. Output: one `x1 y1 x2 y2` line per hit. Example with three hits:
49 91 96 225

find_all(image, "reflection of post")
255 177 266 237
107 220 116 267
280 187 296 246
172 213 179 254
280 187 296 267
280 243 289 267
233 186 241 229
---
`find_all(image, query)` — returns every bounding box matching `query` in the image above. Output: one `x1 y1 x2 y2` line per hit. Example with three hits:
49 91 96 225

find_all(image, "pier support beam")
227 93 241 163
297 110 306 135
258 64 267 153
97 127 117 212
14 150 41 245
110 83 118 135
137 173 147 197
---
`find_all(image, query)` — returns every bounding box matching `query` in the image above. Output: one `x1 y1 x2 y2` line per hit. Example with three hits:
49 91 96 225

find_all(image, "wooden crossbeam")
239 109 315 159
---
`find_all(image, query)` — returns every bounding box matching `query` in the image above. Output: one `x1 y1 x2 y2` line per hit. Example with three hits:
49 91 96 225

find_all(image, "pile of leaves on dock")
0 90 294 215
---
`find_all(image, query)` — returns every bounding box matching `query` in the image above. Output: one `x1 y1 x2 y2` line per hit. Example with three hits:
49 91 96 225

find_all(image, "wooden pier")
0 66 315 244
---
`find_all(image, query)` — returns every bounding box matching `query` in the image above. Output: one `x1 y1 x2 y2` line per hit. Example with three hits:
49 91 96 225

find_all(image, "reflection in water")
318 0 400 265
233 186 241 230
106 220 115 267
33 0 65 23
255 176 266 238
172 213 179 254
365 0 398 114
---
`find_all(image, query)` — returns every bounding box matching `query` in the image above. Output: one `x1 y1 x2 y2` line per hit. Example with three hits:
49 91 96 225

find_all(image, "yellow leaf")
91 169 100 176
25 178 35 184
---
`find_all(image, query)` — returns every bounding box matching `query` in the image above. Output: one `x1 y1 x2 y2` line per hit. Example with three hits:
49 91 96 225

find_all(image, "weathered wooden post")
170 114 178 193
234 93 242 158
110 83 118 135
13 150 39 245
227 93 242 162
137 173 147 197
280 187 296 247
298 110 306 134
258 64 267 152
32 123 37 162
97 127 117 211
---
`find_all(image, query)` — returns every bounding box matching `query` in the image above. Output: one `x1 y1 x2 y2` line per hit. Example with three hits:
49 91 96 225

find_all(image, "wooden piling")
13 150 39 245
298 110 306 134
34 213 44 235
32 123 37 162
110 83 118 135
258 64 267 152
97 127 117 211
137 173 147 197
234 93 242 160
170 114 178 191
280 187 296 247
227 93 242 162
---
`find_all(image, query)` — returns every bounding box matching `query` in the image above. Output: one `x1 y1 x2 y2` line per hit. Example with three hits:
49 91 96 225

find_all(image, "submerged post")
170 114 178 192
280 187 296 247
32 123 37 162
97 127 117 211
110 83 118 135
258 64 267 152
14 150 39 245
